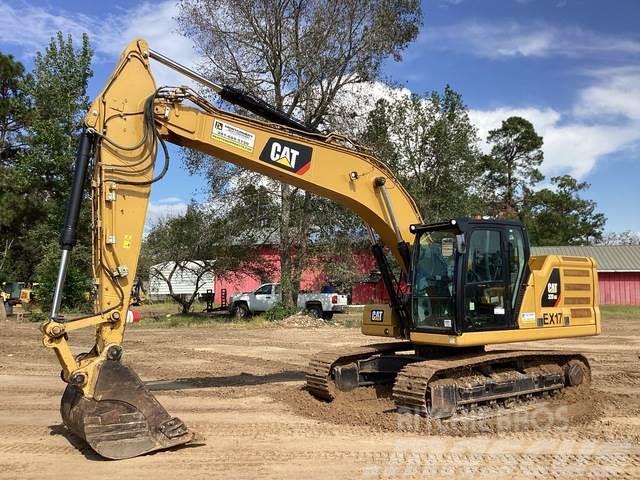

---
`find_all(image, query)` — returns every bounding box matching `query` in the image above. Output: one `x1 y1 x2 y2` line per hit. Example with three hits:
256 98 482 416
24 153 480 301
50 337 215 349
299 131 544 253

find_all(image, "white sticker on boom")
212 119 255 152
521 312 536 323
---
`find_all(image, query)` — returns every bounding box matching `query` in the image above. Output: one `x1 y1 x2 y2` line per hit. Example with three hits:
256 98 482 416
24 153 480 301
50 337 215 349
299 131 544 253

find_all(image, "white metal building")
149 261 215 296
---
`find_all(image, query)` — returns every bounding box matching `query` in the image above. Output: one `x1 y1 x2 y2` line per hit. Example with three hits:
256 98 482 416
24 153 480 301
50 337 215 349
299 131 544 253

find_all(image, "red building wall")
598 272 640 305
210 245 385 304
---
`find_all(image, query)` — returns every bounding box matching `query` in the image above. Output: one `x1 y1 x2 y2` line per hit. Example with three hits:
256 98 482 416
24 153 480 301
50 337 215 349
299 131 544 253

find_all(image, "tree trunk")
279 183 295 307
169 294 194 314
0 297 6 322
290 191 313 299
279 188 314 307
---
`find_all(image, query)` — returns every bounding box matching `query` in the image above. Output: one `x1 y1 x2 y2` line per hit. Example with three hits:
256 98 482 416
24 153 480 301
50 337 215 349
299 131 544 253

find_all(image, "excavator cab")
412 218 529 334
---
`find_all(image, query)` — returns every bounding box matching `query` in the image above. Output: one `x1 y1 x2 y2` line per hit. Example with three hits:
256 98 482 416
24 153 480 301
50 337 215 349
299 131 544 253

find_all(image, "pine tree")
483 116 544 217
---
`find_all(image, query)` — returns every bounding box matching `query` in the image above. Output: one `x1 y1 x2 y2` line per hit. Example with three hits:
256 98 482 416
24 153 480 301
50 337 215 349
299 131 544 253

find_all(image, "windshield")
413 229 458 330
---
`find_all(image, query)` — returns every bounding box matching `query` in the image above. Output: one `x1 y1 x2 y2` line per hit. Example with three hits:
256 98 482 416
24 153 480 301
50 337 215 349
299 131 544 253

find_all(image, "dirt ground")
1 316 639 479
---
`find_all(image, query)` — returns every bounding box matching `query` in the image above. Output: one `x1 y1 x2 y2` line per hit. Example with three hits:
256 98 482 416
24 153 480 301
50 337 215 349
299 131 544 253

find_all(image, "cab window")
412 229 457 331
255 285 272 295
466 230 502 283
464 229 510 330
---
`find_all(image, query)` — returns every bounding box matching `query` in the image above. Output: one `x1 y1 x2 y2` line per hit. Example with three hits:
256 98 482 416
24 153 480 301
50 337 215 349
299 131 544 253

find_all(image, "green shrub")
264 302 298 321
29 310 48 323
34 242 92 312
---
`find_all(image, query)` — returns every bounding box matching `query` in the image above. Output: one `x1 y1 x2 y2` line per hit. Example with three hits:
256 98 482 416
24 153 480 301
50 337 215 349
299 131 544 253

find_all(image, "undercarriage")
306 343 590 419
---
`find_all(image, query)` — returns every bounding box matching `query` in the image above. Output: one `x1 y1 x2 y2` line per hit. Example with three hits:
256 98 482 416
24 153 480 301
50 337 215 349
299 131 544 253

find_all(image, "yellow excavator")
42 40 600 460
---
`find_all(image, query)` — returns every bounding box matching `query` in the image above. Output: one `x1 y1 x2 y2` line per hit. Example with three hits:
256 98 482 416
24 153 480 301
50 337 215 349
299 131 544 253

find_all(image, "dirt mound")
277 313 335 328
272 384 604 437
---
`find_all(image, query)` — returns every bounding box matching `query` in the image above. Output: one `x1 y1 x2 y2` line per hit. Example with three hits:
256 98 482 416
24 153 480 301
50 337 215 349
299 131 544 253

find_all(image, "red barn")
531 246 640 305
213 244 383 305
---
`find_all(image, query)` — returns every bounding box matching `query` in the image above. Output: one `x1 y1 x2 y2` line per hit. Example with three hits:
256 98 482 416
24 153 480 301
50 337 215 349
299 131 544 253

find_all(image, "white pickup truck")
228 283 348 319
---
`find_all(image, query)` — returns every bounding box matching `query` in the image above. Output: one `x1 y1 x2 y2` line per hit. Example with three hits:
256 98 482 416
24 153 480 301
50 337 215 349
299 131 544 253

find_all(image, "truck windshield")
413 229 457 330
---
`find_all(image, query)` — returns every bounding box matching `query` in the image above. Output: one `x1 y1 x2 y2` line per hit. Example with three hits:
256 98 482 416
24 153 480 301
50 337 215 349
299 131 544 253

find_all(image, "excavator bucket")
60 359 194 459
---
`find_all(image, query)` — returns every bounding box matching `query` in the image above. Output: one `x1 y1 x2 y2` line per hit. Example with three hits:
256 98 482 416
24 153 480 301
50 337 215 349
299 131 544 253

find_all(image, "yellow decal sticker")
123 235 132 249
212 119 255 152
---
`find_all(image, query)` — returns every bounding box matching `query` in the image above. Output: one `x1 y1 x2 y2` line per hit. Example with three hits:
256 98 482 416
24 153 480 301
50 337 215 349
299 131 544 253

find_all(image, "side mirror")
456 234 466 254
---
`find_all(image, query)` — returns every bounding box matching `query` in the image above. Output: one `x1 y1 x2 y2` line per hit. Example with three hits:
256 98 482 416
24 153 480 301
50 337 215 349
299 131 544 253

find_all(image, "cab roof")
411 217 527 234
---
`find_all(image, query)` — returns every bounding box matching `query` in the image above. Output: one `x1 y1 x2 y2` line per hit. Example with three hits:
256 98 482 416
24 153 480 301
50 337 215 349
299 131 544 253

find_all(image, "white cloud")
323 74 640 180
471 108 635 178
331 80 639 179
470 67 640 178
574 67 640 121
0 2 94 53
95 2 200 87
154 196 188 205
145 197 188 230
541 123 638 177
327 81 411 133
0 0 198 87
425 21 640 59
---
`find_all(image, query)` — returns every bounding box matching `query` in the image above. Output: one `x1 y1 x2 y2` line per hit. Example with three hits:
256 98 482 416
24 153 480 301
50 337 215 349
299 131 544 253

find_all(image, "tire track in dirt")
0 422 387 441
3 441 634 476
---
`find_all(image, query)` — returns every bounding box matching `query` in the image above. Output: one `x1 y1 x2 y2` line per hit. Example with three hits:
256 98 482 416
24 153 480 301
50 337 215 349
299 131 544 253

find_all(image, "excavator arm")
41 39 421 459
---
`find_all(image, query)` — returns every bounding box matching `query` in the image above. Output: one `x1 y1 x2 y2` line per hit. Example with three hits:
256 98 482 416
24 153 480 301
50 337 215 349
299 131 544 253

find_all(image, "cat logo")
259 138 312 175
542 268 562 307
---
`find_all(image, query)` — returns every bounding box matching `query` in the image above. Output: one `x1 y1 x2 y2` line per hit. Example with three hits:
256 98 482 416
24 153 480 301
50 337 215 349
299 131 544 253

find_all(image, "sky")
0 0 638 233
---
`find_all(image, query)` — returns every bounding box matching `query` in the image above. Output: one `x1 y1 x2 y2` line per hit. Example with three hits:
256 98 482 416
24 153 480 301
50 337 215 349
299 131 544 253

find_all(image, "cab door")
463 228 513 331
253 284 274 311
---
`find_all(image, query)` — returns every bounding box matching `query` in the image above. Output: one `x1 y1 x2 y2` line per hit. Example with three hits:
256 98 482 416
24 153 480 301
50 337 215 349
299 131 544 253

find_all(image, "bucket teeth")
60 359 194 460
159 417 189 438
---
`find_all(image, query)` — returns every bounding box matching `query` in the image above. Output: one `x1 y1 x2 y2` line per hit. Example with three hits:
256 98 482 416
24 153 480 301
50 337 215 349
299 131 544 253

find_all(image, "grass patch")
132 307 366 330
335 311 363 328
134 300 212 315
129 312 275 329
600 305 640 319
132 312 365 329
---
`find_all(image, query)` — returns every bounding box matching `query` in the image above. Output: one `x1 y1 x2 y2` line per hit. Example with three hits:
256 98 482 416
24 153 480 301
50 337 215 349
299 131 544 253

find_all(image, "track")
305 342 412 400
393 351 589 417
306 344 590 421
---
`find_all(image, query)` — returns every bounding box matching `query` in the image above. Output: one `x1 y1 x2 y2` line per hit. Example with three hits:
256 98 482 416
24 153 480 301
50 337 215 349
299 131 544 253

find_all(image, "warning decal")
212 119 255 152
